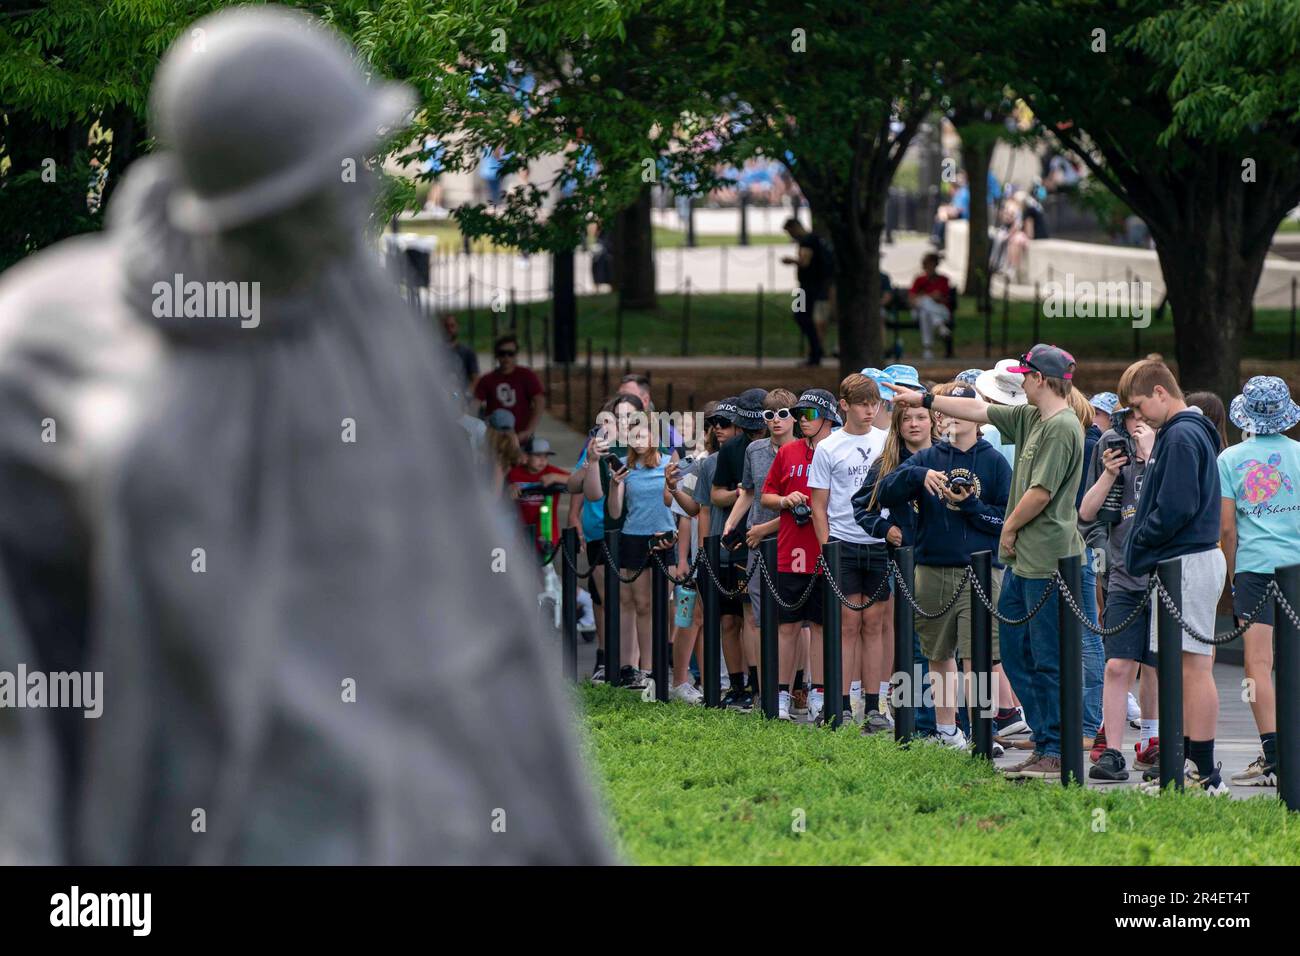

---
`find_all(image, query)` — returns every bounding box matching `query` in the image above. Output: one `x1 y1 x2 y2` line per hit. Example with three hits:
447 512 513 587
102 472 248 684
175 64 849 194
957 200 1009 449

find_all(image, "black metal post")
681 278 691 357
1058 554 1084 787
1156 556 1184 791
584 338 593 427
969 550 994 760
1290 277 1297 361
893 546 916 744
561 528 579 682
652 549 670 702
1275 562 1300 810
686 197 696 248
755 285 764 367
739 192 749 246
760 537 780 719
822 540 843 730
703 535 723 708
615 297 624 361
604 530 622 686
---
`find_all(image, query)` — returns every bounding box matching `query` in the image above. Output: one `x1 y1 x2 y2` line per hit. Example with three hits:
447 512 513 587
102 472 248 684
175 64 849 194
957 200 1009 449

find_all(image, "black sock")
794 669 805 689
749 667 760 693
728 673 743 692
842 694 851 712
779 683 790 693
596 649 605 666
1262 732 1278 767
1187 738 1216 779
866 692 880 713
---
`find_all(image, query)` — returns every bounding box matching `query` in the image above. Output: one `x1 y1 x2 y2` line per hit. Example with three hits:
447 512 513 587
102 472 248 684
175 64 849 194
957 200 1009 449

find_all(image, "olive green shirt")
986 403 1085 578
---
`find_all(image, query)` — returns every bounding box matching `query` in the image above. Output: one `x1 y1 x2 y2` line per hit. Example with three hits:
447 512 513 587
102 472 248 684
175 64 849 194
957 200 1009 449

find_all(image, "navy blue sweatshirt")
876 438 1012 567
1125 408 1222 576
852 448 916 545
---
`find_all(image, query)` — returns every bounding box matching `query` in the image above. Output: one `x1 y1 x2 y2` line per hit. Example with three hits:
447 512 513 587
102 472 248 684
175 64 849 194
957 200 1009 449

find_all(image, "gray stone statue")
0 7 611 864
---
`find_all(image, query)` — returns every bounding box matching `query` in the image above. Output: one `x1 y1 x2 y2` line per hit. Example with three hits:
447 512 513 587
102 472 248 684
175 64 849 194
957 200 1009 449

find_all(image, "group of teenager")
533 346 1300 794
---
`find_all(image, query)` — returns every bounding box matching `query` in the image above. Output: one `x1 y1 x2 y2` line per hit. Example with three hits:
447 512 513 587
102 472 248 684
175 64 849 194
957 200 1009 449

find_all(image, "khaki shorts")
914 564 1001 662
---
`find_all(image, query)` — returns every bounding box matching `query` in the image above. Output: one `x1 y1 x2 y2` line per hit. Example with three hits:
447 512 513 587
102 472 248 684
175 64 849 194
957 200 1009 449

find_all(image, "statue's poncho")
0 157 611 864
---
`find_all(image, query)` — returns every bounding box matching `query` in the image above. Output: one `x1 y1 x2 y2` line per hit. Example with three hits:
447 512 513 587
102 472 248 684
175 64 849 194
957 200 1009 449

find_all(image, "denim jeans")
997 569 1062 758
1079 560 1103 739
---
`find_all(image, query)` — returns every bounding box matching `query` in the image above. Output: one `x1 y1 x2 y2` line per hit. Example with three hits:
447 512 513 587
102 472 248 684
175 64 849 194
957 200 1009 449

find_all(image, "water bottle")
674 581 698 628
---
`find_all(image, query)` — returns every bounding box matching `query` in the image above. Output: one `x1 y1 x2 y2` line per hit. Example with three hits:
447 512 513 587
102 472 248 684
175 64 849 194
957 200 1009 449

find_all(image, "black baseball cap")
1008 344 1076 381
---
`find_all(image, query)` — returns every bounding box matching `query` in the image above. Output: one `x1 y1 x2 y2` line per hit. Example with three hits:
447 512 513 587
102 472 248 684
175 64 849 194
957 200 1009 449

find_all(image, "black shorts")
832 539 890 602
697 558 746 617
618 534 654 577
777 571 824 625
1234 571 1276 628
1102 587 1156 665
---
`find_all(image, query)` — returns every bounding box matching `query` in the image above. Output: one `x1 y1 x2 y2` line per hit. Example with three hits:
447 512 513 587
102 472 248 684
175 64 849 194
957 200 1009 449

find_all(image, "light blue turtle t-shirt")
1218 434 1300 574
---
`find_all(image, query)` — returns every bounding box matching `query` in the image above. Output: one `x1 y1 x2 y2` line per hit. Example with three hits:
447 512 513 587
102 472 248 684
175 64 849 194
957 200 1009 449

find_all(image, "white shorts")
1148 547 1226 657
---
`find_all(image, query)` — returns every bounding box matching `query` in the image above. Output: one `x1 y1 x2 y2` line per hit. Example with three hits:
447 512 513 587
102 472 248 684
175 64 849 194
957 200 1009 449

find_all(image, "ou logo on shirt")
495 382 518 408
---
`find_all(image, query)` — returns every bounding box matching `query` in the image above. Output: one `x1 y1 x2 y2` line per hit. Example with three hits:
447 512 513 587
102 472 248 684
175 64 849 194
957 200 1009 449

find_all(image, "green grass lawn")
454 289 1300 363
578 684 1300 865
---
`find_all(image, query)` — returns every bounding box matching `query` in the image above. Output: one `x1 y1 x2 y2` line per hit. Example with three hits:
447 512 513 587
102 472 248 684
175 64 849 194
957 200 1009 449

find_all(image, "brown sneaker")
1000 753 1041 778
791 687 809 716
1019 755 1062 779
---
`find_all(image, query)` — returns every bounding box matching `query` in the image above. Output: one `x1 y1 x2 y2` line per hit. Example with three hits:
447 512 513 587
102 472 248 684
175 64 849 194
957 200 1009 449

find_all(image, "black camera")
1096 435 1134 525
947 475 973 493
791 502 812 526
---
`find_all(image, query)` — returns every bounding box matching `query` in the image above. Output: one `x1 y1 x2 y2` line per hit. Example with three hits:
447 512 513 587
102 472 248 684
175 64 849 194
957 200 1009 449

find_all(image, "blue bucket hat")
1229 376 1300 435
883 363 926 394
860 367 897 401
487 408 516 431
1089 392 1120 416
955 369 983 387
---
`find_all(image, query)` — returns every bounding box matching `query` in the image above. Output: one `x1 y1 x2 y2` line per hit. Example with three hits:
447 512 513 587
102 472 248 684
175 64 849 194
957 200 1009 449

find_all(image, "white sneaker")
938 728 969 750
591 665 605 683
778 690 792 721
671 681 704 706
807 689 824 725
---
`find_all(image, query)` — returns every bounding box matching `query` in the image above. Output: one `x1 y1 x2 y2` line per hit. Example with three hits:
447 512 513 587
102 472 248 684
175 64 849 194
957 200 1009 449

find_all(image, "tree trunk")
1155 221 1264 404
611 187 656 310
957 123 998 302
825 200 885 379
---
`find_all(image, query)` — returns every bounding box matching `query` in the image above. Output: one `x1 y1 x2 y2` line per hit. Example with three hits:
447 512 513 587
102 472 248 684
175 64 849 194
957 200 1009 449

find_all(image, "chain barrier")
889 563 970 619
599 540 655 584
1152 573 1281 646
694 546 753 598
752 550 819 611
558 543 597 580
822 555 895 611
1056 575 1153 635
969 570 1060 625
651 549 705 586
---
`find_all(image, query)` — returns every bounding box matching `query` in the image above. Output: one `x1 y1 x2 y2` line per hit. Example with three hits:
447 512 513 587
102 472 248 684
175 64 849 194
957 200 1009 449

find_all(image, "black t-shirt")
797 235 832 301
713 432 755 561
449 342 479 389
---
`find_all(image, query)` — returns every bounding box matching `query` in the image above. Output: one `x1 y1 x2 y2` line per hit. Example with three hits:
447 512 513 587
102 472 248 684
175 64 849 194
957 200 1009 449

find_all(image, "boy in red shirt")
508 437 569 550
762 388 839 722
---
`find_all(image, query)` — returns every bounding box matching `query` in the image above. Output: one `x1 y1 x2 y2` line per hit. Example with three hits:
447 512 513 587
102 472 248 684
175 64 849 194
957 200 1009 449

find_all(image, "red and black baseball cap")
1008 344 1076 381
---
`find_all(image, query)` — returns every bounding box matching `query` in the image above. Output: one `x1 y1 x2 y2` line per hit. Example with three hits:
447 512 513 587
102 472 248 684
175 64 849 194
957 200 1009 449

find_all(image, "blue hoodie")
1125 408 1222 576
876 438 1012 567
852 448 917 545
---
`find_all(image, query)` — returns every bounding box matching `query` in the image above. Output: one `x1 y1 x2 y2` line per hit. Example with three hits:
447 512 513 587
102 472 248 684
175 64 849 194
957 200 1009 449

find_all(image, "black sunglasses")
496 349 518 358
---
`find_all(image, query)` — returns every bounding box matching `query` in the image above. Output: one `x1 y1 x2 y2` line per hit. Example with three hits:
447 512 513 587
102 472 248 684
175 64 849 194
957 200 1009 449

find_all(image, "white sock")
1141 719 1158 746
850 680 862 694
937 723 957 736
809 688 824 709
878 681 891 701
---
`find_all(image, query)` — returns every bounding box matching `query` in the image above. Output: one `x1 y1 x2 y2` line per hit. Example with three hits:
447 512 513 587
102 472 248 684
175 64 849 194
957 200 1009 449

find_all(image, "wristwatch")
922 392 935 409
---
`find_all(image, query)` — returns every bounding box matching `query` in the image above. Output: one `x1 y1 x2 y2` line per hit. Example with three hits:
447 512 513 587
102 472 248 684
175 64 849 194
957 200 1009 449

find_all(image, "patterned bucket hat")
1229 376 1300 435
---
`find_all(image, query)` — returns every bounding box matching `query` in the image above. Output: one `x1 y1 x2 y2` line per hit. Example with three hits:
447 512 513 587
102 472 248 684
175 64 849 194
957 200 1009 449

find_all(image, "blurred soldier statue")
0 7 611 864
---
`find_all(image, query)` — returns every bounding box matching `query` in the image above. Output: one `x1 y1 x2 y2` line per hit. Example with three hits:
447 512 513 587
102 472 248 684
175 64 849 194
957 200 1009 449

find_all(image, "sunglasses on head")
762 408 793 422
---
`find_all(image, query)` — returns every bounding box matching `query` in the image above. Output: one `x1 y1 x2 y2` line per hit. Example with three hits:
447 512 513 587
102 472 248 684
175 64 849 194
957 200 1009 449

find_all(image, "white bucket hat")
975 359 1028 406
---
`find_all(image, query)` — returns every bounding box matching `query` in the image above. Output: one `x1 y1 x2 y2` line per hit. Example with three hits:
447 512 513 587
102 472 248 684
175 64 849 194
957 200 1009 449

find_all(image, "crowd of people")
447 316 1299 794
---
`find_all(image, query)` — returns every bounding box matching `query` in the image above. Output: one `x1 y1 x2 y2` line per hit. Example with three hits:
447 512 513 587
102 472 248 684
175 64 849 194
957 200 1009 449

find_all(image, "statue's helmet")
151 7 414 234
